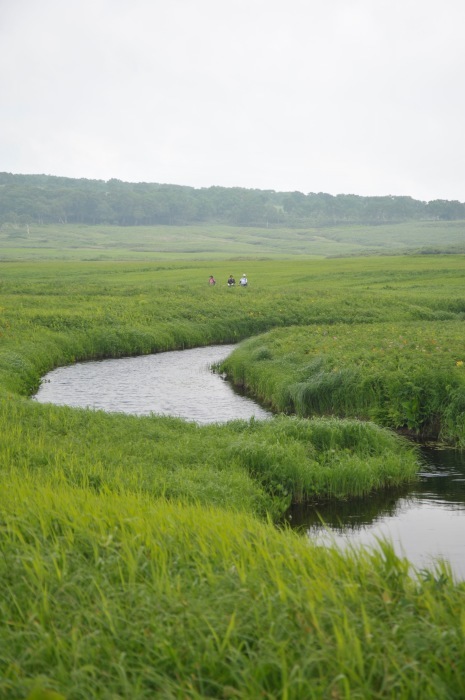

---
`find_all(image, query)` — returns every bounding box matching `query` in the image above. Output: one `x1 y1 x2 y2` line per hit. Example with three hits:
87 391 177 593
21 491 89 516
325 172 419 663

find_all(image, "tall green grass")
0 398 417 519
2 473 465 699
220 321 465 443
225 416 417 504
1 255 465 697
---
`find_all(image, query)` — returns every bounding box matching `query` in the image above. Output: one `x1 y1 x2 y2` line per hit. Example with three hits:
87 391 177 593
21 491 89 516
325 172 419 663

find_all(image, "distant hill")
1 172 464 228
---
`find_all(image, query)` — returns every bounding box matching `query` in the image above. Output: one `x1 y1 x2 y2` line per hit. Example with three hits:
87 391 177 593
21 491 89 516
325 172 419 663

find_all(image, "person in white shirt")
239 274 248 287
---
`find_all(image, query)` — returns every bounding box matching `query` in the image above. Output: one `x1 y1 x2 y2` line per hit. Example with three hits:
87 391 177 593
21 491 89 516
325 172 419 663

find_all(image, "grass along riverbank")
1 255 465 697
220 320 465 444
1 397 418 518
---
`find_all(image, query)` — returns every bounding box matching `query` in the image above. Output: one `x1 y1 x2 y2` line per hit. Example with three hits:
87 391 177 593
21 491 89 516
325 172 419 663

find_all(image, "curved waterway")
34 344 465 580
33 344 272 424
287 447 465 580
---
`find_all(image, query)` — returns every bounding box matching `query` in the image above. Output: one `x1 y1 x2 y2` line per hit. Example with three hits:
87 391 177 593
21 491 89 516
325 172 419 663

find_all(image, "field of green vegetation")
221 320 465 442
1 253 465 699
1 219 465 260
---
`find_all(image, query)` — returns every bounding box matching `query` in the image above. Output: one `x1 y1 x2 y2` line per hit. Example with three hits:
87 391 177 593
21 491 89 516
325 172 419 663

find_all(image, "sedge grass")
0 397 418 517
1 474 465 699
1 255 465 697
221 320 465 444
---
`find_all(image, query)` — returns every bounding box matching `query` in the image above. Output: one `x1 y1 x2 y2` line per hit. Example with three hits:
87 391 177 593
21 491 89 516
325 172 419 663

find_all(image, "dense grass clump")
225 416 417 504
221 321 465 444
0 398 417 519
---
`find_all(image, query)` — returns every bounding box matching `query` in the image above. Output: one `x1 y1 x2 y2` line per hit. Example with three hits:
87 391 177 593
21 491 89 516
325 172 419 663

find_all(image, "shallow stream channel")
34 344 465 580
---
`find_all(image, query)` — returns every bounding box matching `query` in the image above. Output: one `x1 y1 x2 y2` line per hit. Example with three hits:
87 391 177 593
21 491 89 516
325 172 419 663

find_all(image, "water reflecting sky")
34 344 271 424
289 446 465 580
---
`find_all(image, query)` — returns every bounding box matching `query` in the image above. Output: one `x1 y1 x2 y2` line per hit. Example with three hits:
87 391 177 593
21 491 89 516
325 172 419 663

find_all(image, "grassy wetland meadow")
1 222 465 699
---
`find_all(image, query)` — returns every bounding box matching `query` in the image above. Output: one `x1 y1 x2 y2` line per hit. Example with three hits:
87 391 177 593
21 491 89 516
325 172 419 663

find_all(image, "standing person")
227 274 235 287
209 275 216 285
239 273 248 287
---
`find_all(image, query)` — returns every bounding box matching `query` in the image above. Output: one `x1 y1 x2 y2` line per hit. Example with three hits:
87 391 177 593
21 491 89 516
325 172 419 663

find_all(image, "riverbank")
219 320 465 445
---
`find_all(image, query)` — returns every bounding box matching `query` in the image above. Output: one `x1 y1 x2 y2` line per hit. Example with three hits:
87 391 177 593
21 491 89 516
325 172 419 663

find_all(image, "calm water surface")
287 446 465 579
34 345 465 580
34 344 271 424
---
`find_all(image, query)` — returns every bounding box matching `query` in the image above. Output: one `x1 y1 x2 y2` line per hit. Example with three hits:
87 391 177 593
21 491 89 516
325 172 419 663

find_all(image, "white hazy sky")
2 0 465 201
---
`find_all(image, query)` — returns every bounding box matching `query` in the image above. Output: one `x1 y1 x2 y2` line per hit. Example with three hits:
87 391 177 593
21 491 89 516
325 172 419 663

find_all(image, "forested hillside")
1 172 465 227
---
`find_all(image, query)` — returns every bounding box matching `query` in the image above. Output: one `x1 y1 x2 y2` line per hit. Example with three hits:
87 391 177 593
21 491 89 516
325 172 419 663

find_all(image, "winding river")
33 345 271 423
34 345 465 580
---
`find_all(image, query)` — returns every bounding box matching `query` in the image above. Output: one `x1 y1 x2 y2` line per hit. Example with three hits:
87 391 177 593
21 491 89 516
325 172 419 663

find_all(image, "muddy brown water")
33 344 465 580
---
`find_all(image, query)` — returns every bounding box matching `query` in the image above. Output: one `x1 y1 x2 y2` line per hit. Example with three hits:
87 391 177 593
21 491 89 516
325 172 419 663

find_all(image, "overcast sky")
2 0 464 201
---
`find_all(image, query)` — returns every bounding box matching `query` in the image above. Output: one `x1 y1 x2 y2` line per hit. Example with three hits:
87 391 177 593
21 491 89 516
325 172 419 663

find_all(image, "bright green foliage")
221 321 465 443
0 397 417 521
226 416 417 503
1 474 465 700
1 254 465 698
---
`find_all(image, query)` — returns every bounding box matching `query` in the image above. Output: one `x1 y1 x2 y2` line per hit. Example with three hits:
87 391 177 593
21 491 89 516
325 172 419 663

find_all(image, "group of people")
209 274 248 287
228 273 248 287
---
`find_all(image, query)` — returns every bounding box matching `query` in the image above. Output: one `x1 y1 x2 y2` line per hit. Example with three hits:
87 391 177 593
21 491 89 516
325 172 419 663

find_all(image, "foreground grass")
1 255 465 697
2 475 465 700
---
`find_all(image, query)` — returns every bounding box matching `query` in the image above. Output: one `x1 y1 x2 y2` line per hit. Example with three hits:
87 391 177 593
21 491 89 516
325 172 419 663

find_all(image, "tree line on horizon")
1 171 464 228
